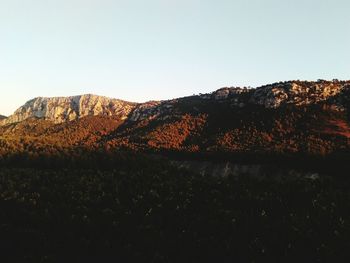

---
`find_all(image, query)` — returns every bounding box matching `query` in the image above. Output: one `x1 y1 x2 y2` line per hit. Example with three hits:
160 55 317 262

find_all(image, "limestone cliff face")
0 94 136 125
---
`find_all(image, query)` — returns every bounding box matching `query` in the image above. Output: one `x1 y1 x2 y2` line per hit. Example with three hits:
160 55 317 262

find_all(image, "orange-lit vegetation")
144 114 207 150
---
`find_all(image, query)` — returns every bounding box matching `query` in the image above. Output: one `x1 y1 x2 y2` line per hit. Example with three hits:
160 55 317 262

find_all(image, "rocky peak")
0 94 137 125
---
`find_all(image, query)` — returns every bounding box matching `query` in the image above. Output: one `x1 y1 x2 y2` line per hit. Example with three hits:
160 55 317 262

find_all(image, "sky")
0 0 349 115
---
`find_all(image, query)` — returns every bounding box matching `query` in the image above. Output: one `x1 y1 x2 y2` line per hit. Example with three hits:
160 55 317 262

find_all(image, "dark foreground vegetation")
1 154 350 262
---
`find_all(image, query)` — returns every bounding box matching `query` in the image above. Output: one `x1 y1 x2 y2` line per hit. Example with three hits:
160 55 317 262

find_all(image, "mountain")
1 80 350 158
2 80 349 126
0 115 6 120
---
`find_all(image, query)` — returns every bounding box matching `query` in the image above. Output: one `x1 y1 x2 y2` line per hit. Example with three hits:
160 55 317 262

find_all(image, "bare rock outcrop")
129 100 177 122
211 87 250 100
251 80 349 108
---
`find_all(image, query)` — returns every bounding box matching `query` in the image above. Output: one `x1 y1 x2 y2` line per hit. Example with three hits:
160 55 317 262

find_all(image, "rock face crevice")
1 80 350 126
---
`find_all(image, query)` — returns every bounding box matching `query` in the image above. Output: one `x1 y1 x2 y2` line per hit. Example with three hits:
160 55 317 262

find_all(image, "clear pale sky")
0 0 349 115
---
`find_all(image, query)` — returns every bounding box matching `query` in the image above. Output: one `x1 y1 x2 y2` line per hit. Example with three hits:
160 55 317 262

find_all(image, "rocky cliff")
0 94 136 125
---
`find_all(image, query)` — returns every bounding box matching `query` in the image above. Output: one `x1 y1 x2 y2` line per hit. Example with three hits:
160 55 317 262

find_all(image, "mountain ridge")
1 80 350 158
2 80 350 127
